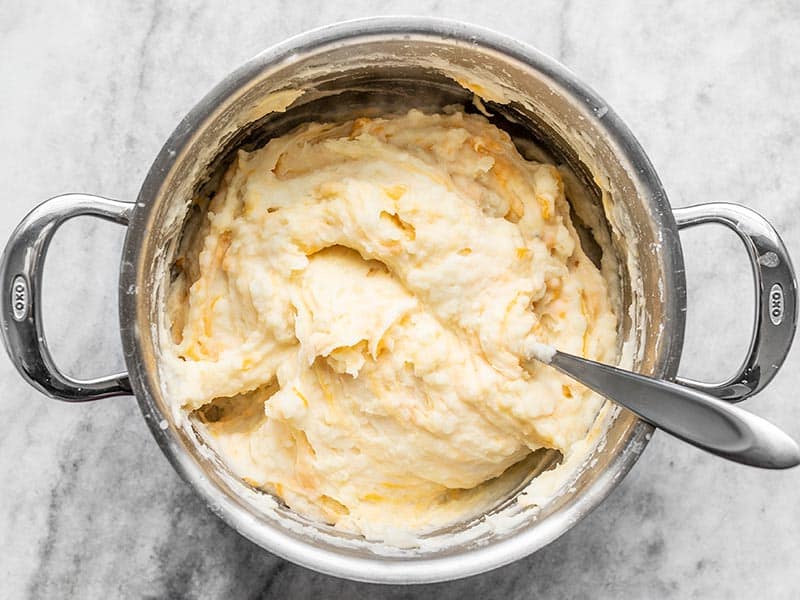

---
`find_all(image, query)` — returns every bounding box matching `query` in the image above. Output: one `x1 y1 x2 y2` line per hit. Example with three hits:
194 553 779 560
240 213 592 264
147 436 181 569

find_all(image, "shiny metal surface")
544 351 800 469
117 18 687 583
0 17 795 584
673 203 798 401
0 193 133 401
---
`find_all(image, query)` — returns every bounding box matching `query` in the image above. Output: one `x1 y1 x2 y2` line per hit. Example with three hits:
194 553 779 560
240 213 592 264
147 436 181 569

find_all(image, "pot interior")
124 26 684 576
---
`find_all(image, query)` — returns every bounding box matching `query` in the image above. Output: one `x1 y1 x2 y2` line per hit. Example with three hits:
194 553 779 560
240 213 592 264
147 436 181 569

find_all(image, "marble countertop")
2 1 798 598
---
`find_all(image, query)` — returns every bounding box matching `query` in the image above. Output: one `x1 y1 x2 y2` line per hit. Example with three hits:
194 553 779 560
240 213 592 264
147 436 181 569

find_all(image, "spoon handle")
541 351 800 469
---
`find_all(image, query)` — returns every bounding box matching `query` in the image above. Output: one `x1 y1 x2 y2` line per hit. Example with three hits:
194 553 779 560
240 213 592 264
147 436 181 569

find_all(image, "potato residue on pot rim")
159 107 619 541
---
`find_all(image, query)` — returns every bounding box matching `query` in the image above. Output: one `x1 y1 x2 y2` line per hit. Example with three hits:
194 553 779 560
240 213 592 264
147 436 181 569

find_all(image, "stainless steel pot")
2 17 796 584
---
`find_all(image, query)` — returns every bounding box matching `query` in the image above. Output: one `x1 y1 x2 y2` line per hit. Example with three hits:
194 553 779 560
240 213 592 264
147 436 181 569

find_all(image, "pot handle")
0 193 134 401
673 202 797 402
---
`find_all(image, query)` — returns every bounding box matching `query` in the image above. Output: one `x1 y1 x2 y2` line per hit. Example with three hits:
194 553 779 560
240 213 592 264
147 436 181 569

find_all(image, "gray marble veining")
1 1 799 598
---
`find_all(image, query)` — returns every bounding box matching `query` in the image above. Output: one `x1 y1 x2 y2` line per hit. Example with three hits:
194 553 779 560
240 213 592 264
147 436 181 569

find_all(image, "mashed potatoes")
161 109 617 539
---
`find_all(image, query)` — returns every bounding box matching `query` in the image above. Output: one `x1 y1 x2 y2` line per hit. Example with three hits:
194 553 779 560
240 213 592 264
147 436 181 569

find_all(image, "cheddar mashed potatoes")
162 109 618 539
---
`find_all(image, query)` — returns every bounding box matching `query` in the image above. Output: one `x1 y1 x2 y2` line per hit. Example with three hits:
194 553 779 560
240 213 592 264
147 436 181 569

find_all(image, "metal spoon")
526 349 800 469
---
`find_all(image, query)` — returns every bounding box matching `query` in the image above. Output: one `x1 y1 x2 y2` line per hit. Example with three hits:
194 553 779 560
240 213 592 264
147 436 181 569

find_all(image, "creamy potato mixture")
162 109 617 539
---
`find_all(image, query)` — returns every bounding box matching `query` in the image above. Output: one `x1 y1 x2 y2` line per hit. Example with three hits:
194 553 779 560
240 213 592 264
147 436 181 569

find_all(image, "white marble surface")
1 1 799 597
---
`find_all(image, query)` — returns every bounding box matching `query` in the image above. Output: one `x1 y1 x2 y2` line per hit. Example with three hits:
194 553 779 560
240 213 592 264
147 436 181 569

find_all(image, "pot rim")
118 16 686 584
